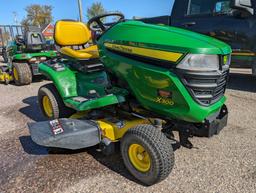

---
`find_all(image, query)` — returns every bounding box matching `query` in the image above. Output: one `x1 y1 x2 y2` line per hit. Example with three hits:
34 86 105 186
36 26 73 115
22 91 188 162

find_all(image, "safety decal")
50 119 64 135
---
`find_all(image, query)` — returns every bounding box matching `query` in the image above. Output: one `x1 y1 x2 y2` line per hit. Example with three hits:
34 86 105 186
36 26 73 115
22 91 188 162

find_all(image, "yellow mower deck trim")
69 112 151 141
0 72 13 83
97 118 149 141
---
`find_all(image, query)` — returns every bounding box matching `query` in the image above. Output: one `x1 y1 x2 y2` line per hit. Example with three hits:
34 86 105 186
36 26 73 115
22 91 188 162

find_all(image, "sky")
0 0 174 25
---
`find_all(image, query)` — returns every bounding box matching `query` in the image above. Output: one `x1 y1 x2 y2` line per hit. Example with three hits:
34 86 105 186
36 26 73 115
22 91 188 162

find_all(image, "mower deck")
29 119 101 150
28 111 149 150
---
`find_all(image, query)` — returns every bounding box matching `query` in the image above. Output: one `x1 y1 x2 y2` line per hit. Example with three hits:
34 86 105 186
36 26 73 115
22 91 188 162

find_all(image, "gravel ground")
0 71 256 193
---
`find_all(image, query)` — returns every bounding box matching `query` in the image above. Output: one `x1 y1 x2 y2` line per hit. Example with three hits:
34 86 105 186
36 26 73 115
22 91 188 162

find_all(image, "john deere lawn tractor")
0 26 56 85
28 13 231 185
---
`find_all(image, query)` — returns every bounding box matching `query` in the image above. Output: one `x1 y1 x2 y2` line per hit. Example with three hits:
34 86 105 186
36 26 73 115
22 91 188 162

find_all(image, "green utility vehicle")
29 14 231 185
0 26 56 85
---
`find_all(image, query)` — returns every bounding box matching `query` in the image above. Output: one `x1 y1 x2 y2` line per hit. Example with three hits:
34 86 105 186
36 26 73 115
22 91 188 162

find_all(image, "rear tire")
38 83 75 119
121 125 175 186
12 63 32 86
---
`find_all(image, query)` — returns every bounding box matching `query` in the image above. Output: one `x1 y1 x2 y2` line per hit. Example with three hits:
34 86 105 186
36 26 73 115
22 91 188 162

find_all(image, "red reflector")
158 90 172 98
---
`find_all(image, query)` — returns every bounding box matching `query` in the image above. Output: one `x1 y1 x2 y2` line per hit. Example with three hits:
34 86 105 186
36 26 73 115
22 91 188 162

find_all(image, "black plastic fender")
28 119 101 150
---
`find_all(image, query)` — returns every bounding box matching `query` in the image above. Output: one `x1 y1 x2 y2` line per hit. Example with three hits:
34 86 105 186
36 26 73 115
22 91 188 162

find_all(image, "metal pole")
78 0 83 22
13 12 18 25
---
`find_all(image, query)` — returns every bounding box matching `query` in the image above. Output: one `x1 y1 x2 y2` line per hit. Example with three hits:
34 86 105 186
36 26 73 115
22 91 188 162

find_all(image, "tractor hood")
99 21 231 59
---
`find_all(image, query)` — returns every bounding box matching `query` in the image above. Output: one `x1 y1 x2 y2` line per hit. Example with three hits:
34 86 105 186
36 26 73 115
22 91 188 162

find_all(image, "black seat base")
68 58 104 73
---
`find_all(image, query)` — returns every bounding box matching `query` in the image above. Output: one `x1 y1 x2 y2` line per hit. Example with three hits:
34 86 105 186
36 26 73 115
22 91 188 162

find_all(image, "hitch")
179 127 193 149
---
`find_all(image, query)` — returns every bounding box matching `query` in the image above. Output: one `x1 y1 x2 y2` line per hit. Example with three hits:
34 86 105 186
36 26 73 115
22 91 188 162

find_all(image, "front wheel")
38 83 75 119
121 125 175 186
12 63 32 86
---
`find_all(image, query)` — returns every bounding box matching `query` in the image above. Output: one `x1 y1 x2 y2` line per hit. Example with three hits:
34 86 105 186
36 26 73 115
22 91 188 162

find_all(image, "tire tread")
121 124 175 185
38 83 75 119
13 63 32 85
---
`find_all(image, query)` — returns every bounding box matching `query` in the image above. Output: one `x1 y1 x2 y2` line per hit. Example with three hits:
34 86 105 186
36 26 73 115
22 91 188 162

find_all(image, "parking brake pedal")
73 97 88 103
88 90 99 98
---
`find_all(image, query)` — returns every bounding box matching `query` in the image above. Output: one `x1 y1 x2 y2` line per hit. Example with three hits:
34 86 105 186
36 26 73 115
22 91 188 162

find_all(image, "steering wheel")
87 13 125 32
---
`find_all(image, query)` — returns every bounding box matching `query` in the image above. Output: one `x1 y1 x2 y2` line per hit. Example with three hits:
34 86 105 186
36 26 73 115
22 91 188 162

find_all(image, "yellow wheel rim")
128 144 151 172
13 67 19 81
42 96 53 117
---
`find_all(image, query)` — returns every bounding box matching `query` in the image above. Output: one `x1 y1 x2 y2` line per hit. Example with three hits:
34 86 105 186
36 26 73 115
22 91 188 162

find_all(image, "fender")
12 51 57 61
39 63 78 98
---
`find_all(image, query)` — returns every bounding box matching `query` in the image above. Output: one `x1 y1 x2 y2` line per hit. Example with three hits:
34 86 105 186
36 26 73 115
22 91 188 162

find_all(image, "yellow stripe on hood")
104 43 183 62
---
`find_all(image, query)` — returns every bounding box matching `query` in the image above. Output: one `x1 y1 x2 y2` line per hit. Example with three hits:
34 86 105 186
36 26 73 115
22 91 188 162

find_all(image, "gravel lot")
0 68 256 193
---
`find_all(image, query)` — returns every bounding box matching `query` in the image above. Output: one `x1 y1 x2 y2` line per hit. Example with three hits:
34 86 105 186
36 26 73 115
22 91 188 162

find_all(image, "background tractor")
0 25 56 85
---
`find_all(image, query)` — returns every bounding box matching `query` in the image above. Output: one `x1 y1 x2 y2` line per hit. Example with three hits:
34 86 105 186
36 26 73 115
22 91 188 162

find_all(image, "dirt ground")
0 68 256 193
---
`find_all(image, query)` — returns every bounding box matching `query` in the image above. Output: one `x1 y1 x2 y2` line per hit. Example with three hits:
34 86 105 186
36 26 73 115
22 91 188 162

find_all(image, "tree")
110 11 124 22
0 28 11 46
21 4 53 28
87 2 106 20
87 2 124 23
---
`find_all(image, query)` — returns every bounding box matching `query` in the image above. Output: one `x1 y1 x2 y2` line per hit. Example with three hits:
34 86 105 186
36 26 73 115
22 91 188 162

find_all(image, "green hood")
100 21 231 56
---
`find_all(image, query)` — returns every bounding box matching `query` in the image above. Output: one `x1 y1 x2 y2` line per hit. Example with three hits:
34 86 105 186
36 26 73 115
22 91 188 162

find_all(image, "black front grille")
178 70 229 106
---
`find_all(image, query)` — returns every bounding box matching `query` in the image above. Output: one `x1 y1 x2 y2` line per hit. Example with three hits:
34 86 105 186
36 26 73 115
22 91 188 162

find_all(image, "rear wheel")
38 83 75 119
12 63 32 86
121 125 175 186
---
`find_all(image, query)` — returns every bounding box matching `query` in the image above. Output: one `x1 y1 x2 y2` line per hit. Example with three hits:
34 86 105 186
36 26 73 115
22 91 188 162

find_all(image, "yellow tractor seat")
60 45 99 60
54 20 99 60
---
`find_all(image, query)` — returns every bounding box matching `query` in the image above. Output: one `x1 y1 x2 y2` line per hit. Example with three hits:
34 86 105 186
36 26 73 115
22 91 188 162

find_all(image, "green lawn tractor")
28 14 231 185
0 26 57 85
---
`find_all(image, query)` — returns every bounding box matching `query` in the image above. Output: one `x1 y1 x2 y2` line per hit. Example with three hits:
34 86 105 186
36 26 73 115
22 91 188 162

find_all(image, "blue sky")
0 0 174 25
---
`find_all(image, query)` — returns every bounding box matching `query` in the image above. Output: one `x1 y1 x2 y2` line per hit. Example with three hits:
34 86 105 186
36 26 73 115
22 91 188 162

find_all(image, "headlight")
223 55 231 68
177 54 219 71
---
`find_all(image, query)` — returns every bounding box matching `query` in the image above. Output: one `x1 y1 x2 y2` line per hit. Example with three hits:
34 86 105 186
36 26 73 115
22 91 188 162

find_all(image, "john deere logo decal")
110 44 133 53
104 42 183 62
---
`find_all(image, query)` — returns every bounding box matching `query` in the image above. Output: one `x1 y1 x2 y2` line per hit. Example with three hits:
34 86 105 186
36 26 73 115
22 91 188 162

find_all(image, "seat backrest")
54 20 91 46
24 28 46 52
26 32 45 45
